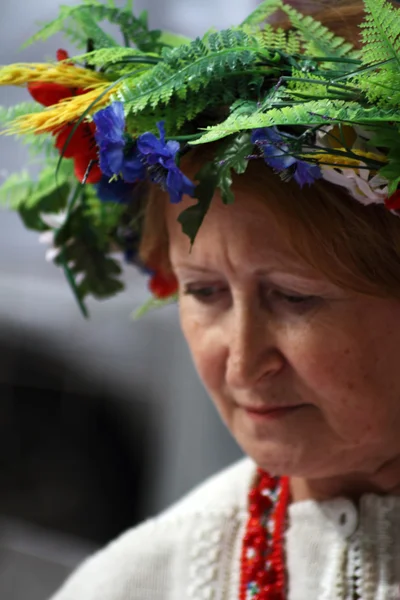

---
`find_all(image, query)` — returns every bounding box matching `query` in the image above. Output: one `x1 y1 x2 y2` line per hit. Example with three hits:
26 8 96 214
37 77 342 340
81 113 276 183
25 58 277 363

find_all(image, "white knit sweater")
49 458 400 600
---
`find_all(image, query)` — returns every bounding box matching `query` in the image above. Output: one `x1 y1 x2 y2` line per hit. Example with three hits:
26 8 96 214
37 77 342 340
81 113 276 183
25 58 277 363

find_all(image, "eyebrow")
173 263 321 281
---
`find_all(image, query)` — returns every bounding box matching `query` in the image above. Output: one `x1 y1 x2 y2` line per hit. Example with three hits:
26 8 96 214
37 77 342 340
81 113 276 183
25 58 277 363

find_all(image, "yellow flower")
5 85 115 135
301 149 387 170
0 62 107 89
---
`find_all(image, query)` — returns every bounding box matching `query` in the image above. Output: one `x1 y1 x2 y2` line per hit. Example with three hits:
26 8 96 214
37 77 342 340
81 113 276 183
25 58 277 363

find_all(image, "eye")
269 289 319 309
279 292 315 303
183 284 225 302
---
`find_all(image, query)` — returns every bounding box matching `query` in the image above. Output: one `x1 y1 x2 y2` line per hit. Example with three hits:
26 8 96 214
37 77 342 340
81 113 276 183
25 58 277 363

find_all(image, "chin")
239 436 326 478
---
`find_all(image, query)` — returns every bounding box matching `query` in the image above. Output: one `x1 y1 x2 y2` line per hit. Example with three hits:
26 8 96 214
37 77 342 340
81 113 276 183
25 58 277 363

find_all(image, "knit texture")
49 459 400 600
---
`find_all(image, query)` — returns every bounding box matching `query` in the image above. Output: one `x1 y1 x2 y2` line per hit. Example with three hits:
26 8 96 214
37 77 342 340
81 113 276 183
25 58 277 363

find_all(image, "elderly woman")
1 0 400 598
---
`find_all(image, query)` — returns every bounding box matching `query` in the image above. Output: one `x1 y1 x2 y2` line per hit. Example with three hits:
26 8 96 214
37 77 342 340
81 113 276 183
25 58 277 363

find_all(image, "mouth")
239 403 308 421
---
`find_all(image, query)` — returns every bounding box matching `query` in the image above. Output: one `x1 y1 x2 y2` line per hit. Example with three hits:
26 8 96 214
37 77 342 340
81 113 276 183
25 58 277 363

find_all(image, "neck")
290 454 400 503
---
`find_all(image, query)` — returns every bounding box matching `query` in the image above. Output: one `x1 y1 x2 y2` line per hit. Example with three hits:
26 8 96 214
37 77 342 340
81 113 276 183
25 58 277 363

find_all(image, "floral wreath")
1 0 400 317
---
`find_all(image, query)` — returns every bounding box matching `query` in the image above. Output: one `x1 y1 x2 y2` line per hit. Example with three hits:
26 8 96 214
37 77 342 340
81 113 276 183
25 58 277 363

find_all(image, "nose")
225 302 284 390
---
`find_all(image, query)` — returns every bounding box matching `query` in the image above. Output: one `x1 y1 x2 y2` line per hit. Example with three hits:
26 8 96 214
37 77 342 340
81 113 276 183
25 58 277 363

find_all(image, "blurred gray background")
0 1 261 599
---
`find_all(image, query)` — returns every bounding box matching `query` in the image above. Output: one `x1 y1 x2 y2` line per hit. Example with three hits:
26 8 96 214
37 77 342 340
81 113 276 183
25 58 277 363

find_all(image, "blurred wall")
0 0 261 521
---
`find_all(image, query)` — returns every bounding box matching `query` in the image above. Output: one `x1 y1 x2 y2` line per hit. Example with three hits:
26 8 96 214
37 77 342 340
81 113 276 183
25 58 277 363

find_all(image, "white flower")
315 125 389 206
40 210 68 229
38 211 69 262
321 165 388 206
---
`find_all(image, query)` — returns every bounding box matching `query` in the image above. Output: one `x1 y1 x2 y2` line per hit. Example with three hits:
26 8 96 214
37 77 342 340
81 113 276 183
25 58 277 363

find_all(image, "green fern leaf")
22 0 164 52
54 202 125 302
242 0 283 26
193 100 400 144
75 9 119 48
279 4 359 61
178 132 253 244
0 170 34 210
0 102 42 126
25 160 75 209
23 4 118 49
118 29 262 114
0 158 74 216
251 23 302 56
361 0 400 68
356 69 400 107
0 103 59 157
71 47 156 69
158 31 191 48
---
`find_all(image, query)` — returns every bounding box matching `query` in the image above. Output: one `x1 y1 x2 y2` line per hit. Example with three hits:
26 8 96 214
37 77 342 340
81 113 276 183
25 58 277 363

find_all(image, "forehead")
166 189 314 275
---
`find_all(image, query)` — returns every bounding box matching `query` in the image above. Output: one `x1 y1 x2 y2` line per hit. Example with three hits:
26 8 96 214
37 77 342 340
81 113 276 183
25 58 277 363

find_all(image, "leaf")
193 101 400 145
22 0 166 53
24 160 75 208
71 47 156 69
132 293 178 320
178 133 253 244
178 162 217 245
0 102 57 156
158 31 192 48
279 3 359 61
0 170 34 210
215 132 254 204
18 183 70 232
76 10 119 48
242 0 283 27
23 4 118 50
118 28 262 114
0 102 42 126
54 202 125 303
0 157 74 234
361 0 400 68
370 126 400 194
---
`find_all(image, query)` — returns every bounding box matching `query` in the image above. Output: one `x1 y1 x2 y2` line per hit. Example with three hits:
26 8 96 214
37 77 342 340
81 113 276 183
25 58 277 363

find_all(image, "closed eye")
273 291 316 304
268 289 321 312
183 284 225 302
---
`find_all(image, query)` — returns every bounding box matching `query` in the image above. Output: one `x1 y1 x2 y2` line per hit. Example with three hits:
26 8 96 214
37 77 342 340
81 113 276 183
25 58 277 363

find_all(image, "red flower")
74 155 102 184
27 82 84 107
27 49 101 184
385 190 400 211
56 49 70 62
149 270 178 299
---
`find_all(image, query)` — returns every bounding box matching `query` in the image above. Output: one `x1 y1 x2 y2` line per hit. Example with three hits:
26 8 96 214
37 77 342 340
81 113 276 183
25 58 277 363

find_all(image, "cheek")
291 330 395 442
179 304 226 395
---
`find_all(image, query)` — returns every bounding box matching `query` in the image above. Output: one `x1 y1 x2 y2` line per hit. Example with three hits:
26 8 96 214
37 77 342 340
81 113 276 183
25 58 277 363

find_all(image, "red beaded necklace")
239 470 290 600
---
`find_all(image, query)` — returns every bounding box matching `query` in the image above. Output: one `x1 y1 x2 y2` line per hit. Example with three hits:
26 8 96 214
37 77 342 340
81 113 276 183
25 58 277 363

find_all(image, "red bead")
249 502 260 516
257 569 272 587
247 517 261 531
239 472 289 600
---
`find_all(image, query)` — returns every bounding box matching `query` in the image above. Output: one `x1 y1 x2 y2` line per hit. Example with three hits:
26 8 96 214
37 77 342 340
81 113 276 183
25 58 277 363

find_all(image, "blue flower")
94 175 137 204
252 127 321 188
292 160 322 187
137 121 195 203
93 102 145 183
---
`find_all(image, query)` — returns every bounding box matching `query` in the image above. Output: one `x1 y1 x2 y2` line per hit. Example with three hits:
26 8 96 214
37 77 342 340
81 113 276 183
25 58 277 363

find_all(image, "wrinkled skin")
167 190 400 500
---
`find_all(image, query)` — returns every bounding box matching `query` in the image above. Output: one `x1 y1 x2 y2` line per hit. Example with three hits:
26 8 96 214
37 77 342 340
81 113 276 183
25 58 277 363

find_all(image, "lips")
239 403 307 420
241 404 303 414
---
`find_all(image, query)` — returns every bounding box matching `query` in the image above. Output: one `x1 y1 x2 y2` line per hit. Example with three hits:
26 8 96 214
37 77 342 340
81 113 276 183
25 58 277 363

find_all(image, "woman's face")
167 189 400 480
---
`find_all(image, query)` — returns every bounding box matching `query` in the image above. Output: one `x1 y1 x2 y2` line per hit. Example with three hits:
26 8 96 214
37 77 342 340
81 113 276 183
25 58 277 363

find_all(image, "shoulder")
162 455 255 518
50 457 255 600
